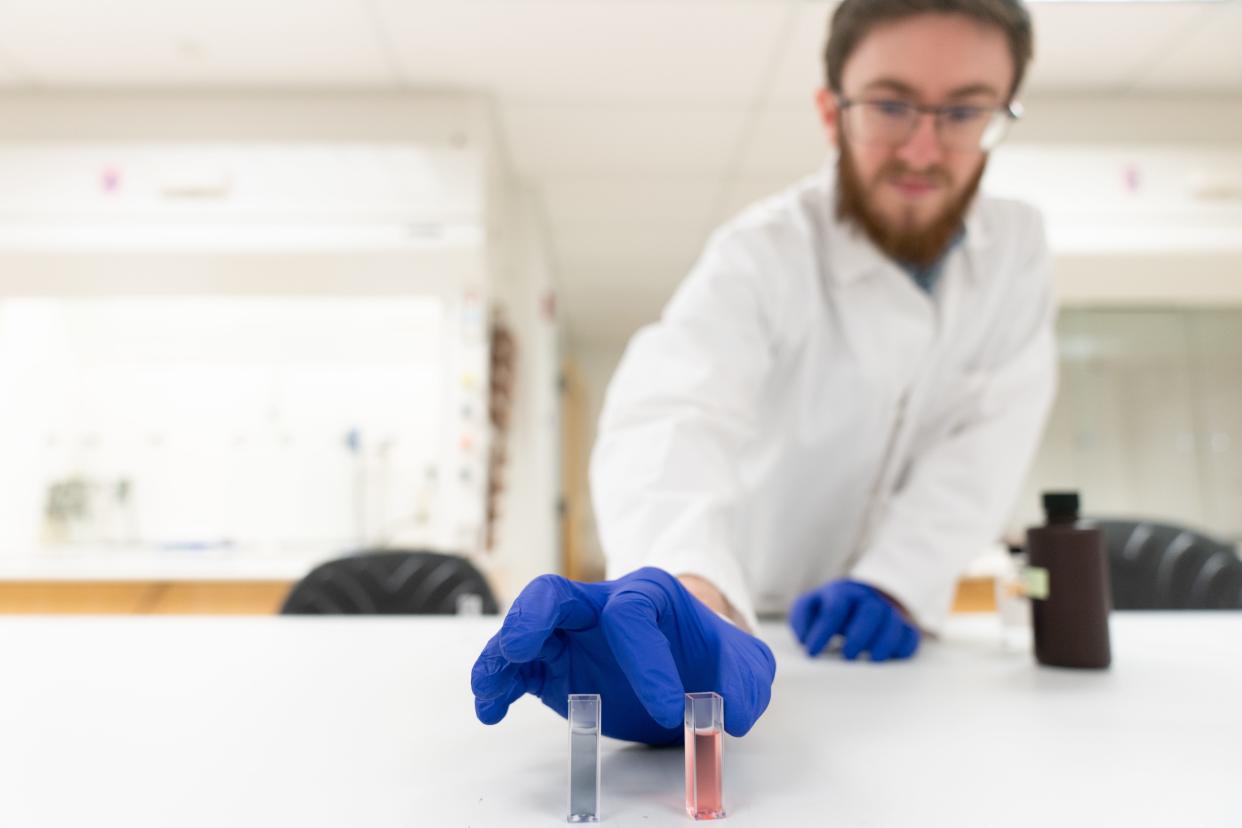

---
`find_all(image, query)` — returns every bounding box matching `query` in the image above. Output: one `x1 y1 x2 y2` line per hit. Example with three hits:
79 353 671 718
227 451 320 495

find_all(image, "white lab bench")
0 614 1238 828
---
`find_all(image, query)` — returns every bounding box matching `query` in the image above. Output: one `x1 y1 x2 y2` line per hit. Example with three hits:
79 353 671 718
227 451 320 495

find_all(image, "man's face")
817 13 1014 266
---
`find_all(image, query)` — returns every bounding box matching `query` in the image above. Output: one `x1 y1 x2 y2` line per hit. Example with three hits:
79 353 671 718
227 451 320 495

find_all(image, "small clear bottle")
995 543 1032 651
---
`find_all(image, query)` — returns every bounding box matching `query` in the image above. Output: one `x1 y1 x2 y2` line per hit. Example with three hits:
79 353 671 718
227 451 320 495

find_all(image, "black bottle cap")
1042 491 1080 523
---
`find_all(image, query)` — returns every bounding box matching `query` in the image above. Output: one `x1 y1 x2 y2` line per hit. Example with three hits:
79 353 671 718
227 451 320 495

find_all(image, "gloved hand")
470 567 776 745
789 579 920 662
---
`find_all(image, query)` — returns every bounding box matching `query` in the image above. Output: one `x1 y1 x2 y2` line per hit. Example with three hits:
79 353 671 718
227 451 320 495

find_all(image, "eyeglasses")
837 96 1023 152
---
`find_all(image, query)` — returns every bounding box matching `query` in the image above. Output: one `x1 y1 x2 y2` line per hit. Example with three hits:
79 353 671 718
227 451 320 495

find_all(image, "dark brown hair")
824 0 1034 99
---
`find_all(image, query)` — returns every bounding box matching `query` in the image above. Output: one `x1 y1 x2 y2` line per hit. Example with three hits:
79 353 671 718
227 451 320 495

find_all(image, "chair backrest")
1083 518 1242 610
280 550 500 615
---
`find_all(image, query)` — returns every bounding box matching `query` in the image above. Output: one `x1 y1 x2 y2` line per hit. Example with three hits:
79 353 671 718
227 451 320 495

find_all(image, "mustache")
835 135 985 270
874 162 952 188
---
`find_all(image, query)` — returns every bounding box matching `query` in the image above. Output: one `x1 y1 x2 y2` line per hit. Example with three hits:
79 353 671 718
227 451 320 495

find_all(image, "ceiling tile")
563 302 662 344
372 0 790 104
714 169 822 228
552 221 707 282
539 174 720 227
499 104 750 177
549 219 707 336
0 0 395 87
733 105 829 176
0 43 33 87
764 2 1232 100
764 1 837 106
717 104 828 226
1009 95 1242 144
1024 3 1217 93
559 264 681 344
558 263 684 304
1129 1 1242 92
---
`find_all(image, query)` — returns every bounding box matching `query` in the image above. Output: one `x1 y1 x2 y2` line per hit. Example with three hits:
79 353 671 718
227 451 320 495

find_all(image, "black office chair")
1082 519 1242 610
280 550 500 615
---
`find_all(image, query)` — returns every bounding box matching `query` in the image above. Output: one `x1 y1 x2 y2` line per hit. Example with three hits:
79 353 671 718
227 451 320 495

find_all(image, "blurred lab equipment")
279 550 498 615
994 543 1032 650
1027 492 1113 669
1086 518 1242 610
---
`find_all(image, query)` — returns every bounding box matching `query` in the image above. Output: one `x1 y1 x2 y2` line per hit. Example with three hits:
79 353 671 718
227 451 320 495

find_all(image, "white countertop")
0 613 1238 828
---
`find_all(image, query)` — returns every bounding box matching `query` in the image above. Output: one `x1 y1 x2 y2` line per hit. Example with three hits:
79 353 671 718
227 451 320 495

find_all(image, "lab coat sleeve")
590 227 784 633
849 213 1058 634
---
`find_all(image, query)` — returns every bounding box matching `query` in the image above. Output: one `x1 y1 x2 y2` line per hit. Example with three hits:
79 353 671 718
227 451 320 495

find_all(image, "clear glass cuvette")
567 693 601 823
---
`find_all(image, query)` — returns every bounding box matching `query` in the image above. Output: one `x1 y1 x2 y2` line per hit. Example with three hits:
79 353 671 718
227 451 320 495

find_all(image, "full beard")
834 130 986 270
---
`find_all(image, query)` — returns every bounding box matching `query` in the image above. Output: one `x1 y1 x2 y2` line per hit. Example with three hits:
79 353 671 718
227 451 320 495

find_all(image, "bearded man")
473 0 1053 746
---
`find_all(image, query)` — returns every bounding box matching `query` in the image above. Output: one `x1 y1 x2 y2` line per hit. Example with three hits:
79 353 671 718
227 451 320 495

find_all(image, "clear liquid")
996 556 1032 652
685 728 724 820
568 728 599 822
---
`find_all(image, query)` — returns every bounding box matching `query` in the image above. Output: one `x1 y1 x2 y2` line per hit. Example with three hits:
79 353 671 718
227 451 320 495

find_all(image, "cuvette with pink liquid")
684 692 725 820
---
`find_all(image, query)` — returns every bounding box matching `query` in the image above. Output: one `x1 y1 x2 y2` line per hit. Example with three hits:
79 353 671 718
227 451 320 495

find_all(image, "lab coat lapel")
822 198 938 392
936 202 991 345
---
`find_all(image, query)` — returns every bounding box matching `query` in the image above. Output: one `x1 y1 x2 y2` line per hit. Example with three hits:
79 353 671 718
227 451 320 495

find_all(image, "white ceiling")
0 0 1239 342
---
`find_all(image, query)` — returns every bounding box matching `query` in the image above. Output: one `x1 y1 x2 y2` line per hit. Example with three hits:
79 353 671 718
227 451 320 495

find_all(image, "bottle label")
1021 566 1050 600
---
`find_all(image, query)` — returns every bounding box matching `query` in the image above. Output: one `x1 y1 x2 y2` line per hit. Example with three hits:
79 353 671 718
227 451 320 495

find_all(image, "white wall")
566 339 626 581
0 93 569 593
1013 308 1242 545
0 296 456 553
484 185 563 603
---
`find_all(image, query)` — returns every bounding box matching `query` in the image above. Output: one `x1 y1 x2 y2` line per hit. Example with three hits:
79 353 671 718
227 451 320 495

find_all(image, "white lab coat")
590 162 1057 634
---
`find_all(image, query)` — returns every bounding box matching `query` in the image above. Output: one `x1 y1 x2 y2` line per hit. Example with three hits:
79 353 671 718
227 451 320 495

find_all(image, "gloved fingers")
470 632 519 700
718 638 776 737
498 574 597 663
473 626 565 702
600 589 685 730
472 633 544 725
895 625 921 660
841 597 887 660
788 591 821 644
474 674 528 725
804 592 855 657
867 611 908 662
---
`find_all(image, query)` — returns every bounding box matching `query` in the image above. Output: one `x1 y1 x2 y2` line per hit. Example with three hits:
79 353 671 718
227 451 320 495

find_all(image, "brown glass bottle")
1025 492 1112 669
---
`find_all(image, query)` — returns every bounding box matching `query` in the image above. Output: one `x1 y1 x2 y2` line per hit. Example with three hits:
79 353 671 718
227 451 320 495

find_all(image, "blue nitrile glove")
789 579 920 662
470 567 776 746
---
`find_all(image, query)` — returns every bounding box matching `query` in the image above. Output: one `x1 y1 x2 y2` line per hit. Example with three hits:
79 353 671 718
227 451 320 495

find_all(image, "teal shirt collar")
898 228 966 294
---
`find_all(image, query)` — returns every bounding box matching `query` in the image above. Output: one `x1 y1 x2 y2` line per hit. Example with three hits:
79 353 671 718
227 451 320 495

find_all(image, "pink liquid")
685 728 724 820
